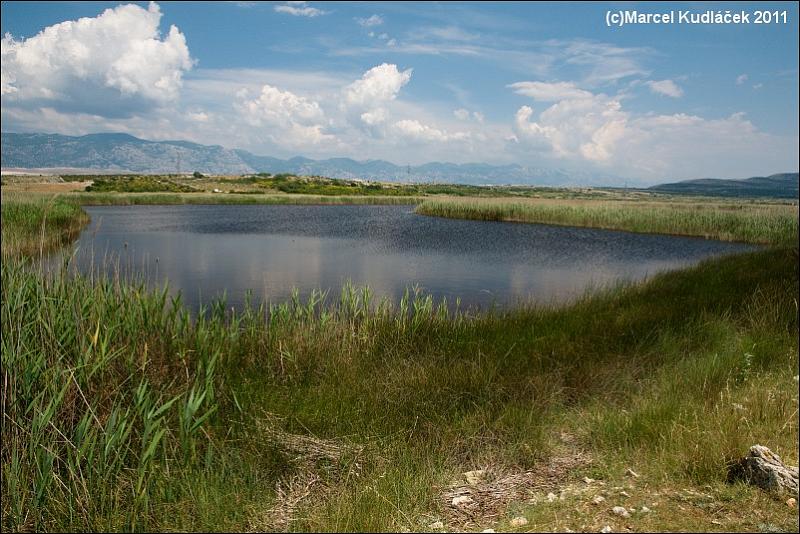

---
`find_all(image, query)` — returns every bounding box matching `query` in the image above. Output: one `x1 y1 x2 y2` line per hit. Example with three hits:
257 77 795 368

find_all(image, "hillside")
650 173 799 199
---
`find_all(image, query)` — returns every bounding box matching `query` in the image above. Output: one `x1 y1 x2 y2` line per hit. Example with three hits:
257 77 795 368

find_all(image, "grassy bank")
1 199 798 532
1 190 420 207
417 197 799 245
0 196 89 258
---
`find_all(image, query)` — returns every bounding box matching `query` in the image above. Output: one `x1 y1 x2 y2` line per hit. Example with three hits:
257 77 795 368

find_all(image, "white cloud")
393 119 469 142
645 79 683 98
510 82 796 181
235 84 332 147
274 1 325 17
453 108 470 120
454 108 485 123
1 2 193 114
342 63 412 132
508 81 593 101
736 73 748 85
753 83 763 90
356 15 383 27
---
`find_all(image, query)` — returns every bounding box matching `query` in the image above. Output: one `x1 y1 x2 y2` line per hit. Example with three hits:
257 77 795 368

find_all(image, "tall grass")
1 196 89 258
2 198 798 531
417 197 799 245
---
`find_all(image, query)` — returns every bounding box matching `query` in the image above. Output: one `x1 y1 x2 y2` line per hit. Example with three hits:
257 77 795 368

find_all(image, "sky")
1 1 798 184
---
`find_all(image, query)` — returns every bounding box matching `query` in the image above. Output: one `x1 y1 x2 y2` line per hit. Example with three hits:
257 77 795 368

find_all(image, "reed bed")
417 197 799 245
1 197 798 531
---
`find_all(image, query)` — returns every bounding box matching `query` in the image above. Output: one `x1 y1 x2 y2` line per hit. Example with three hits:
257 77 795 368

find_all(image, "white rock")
481 530 496 533
452 495 474 507
612 506 630 518
619 491 630 498
510 516 528 527
625 468 640 478
547 492 558 502
428 520 444 530
464 469 487 485
640 505 651 513
600 526 613 533
592 495 606 505
583 476 596 484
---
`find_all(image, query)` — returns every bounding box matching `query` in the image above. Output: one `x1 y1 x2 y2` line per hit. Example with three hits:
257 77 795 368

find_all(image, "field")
1 191 798 532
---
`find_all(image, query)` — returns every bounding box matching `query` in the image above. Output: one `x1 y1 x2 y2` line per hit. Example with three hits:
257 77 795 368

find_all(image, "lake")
61 204 756 313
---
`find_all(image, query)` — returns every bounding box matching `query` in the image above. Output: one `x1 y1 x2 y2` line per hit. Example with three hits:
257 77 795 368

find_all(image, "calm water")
61 204 756 312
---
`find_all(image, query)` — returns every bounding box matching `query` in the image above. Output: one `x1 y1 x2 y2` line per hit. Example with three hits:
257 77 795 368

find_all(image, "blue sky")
2 1 798 184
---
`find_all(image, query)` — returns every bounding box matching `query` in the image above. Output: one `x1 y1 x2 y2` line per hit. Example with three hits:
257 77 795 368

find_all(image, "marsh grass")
1 198 798 531
417 197 799 245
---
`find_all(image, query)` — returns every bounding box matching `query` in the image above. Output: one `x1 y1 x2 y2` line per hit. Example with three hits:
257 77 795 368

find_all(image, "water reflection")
61 204 756 313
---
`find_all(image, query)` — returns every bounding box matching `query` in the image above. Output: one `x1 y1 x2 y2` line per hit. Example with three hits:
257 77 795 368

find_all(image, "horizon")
2 2 799 185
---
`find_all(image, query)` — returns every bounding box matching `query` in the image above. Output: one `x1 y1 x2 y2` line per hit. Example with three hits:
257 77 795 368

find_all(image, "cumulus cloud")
509 82 796 181
235 84 332 147
736 73 748 85
1 2 193 115
645 79 683 98
508 81 593 101
513 94 627 161
274 1 325 17
356 15 383 27
454 108 484 123
393 119 469 142
342 63 412 132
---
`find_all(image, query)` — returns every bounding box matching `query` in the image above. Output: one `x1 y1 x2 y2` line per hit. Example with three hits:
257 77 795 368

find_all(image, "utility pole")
176 152 181 176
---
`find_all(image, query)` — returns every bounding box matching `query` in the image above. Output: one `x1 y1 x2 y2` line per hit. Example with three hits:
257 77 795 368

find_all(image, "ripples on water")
58 204 756 313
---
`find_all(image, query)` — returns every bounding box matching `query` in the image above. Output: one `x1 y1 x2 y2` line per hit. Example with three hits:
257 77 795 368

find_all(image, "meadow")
1 194 798 532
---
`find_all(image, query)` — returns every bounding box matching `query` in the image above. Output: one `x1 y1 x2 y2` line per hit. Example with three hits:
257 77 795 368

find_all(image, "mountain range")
0 132 614 186
2 132 797 198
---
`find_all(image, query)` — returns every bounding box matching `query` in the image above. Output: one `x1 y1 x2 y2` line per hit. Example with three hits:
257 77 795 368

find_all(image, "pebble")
428 520 444 530
547 492 558 502
481 530 495 533
788 497 797 508
464 469 487 485
600 526 612 533
612 506 631 518
452 495 474 507
583 476 596 484
592 495 606 505
510 516 528 527
619 490 630 498
640 505 651 513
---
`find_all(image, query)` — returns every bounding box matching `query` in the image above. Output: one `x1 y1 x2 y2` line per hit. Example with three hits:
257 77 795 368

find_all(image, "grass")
416 197 799 245
1 196 798 532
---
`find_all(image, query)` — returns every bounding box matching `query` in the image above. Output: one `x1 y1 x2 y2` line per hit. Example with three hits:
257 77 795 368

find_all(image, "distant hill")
649 173 799 199
0 132 615 186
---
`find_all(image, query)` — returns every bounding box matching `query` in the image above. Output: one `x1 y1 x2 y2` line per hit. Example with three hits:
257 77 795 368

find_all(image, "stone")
583 476 596 484
600 526 613 533
481 530 496 533
611 506 630 518
592 495 606 505
464 469 487 485
510 516 528 527
547 492 558 502
619 491 630 498
428 520 444 530
452 495 474 507
787 497 796 508
640 505 651 513
729 445 799 495
625 468 640 478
